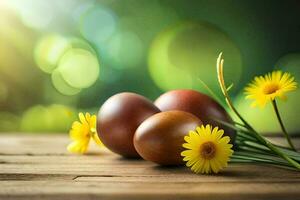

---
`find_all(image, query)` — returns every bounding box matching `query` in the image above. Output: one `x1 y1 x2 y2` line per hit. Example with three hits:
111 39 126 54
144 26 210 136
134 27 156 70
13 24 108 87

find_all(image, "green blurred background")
0 0 299 134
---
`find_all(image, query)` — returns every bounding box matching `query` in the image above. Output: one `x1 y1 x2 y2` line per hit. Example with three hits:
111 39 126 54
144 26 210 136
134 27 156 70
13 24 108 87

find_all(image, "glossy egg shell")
134 110 202 165
154 89 236 144
97 92 160 158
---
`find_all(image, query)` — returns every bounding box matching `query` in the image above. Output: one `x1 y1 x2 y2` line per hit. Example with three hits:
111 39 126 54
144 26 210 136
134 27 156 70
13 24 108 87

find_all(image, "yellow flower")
67 112 103 154
245 71 297 107
181 125 233 174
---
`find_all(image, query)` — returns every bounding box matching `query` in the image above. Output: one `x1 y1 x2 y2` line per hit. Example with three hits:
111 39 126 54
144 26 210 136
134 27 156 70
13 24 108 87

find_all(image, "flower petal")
244 70 297 107
181 125 233 174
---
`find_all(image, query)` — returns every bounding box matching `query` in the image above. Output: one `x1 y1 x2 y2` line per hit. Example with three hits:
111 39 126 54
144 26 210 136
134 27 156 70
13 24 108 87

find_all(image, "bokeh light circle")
106 31 144 69
34 35 98 74
20 105 52 132
275 53 300 75
79 6 117 44
57 48 100 88
8 0 54 30
34 34 70 73
148 22 242 92
20 104 76 132
71 1 95 23
34 34 100 95
68 37 97 55
47 104 76 131
51 69 81 96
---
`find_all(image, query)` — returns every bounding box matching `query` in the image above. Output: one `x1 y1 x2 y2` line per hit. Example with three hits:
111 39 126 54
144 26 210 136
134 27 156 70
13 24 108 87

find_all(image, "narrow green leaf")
226 83 234 92
197 78 226 107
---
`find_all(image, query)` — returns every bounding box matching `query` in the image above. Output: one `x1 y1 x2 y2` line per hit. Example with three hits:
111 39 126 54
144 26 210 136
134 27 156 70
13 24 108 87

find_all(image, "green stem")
233 121 248 128
239 129 300 169
212 118 257 141
197 78 227 108
277 147 300 160
237 118 300 169
216 54 257 132
226 98 255 131
216 53 300 170
264 140 300 169
236 145 274 156
271 100 296 151
236 133 257 142
230 156 296 170
233 152 291 166
240 140 300 162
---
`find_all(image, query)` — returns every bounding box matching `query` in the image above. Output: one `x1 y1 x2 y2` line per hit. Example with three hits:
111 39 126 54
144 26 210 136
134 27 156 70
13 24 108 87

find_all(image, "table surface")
0 134 300 200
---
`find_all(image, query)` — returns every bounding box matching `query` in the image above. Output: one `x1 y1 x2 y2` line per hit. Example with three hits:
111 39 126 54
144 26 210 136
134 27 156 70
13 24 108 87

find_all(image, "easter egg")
154 89 236 144
97 92 160 158
134 110 202 165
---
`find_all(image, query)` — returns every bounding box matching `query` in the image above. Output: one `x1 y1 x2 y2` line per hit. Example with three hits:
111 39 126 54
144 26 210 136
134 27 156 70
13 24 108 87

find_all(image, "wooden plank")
0 134 300 200
0 157 299 181
0 134 71 155
1 181 300 200
1 134 299 155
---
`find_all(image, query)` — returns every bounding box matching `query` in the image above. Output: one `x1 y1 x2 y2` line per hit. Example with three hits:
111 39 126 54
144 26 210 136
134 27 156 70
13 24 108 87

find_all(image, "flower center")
263 83 279 94
200 141 216 159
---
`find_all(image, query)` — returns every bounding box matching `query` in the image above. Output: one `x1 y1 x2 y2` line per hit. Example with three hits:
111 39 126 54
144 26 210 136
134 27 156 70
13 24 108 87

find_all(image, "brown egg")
154 89 236 144
134 111 202 165
97 92 160 158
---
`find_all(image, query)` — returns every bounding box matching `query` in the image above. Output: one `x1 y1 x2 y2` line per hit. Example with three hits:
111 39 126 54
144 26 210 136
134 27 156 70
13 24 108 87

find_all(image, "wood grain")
0 134 300 200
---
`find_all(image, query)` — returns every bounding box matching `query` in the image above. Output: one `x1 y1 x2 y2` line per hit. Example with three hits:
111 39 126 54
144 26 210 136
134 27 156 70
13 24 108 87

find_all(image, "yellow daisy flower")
181 125 233 174
67 112 103 154
245 71 297 107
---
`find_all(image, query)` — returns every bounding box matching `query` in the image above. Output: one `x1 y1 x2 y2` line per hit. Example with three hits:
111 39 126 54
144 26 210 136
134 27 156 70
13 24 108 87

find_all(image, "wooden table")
0 134 300 200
